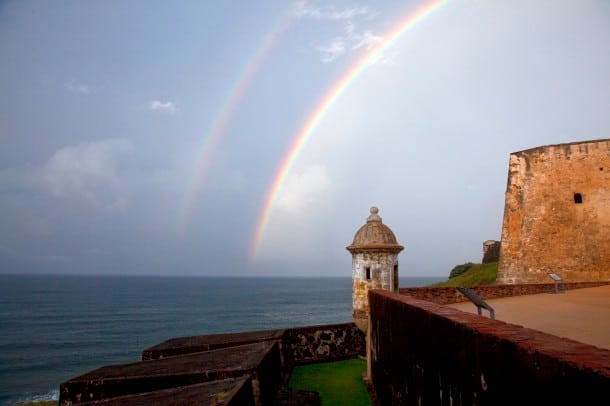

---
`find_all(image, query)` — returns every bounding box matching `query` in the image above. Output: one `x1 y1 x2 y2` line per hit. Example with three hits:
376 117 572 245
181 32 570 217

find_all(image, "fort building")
58 156 610 405
58 201 610 405
346 206 404 333
497 139 610 284
482 240 500 263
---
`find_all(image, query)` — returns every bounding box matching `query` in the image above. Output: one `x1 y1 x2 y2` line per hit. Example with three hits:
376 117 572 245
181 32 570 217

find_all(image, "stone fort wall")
59 287 610 404
370 289 610 405
498 139 610 284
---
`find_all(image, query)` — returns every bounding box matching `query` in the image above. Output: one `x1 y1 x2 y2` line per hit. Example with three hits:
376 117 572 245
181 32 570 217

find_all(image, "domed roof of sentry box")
346 207 404 253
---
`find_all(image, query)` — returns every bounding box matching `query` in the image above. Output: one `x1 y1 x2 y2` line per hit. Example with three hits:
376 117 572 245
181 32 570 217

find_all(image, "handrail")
456 287 495 320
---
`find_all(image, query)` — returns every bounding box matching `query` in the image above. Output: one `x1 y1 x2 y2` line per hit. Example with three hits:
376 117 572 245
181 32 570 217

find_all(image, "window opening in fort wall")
497 139 610 284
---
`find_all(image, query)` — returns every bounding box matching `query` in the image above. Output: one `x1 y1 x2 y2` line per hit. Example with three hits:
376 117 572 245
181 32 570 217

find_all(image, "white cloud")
293 1 369 20
149 100 176 113
41 139 132 211
66 80 89 94
257 163 334 262
314 21 383 63
276 163 332 214
0 139 133 212
351 30 383 51
317 39 346 63
292 2 381 63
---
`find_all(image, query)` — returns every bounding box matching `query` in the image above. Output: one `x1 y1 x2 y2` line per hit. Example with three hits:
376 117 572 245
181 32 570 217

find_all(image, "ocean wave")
5 388 58 405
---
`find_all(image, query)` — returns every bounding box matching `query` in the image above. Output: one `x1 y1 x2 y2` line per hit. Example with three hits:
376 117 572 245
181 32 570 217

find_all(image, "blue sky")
1 0 609 277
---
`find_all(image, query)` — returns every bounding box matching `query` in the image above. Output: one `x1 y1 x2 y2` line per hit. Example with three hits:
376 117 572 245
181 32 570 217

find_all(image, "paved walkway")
449 285 610 350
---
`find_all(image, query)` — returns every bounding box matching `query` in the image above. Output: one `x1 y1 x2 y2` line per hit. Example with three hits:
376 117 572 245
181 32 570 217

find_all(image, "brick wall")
369 290 610 405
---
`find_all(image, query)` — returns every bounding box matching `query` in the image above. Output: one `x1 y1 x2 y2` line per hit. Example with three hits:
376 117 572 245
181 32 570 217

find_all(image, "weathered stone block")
60 341 281 405
77 377 254 406
142 328 285 360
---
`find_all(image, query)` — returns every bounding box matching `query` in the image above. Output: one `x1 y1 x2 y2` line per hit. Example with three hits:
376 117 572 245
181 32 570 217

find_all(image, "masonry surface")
498 139 610 283
369 288 610 406
59 323 364 405
56 144 610 404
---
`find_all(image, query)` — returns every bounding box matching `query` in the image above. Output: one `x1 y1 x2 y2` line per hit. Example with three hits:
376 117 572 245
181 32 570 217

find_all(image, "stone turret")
347 207 404 333
482 240 501 263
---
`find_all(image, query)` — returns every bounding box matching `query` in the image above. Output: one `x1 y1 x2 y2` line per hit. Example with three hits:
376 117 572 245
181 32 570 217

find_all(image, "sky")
1 0 609 277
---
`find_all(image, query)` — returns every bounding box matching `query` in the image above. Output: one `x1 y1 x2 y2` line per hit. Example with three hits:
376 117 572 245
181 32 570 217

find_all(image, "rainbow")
249 0 450 260
179 7 296 230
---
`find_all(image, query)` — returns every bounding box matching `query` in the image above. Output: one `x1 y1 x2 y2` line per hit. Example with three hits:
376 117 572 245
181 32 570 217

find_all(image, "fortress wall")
59 341 281 405
142 329 285 361
398 281 610 305
141 323 364 367
282 323 365 367
73 378 255 406
498 139 610 284
369 290 610 406
252 341 284 405
482 241 500 263
62 323 363 404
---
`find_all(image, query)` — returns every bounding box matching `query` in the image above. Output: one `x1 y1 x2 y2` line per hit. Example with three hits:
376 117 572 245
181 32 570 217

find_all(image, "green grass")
289 358 370 406
430 262 498 287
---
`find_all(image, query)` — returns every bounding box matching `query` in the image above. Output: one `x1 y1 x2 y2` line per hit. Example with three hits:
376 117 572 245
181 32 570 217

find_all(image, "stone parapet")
61 322 363 405
76 378 254 406
142 329 285 360
60 341 281 405
398 281 610 305
369 289 610 405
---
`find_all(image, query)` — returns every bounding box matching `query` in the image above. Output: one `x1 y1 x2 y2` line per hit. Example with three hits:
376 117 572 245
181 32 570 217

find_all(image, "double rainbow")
249 0 450 260
179 7 296 231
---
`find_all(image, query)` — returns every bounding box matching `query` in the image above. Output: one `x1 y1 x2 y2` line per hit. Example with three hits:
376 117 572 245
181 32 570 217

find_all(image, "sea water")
0 275 443 405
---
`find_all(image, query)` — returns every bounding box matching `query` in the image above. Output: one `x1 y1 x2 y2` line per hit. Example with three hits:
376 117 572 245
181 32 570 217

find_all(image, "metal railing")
457 287 495 320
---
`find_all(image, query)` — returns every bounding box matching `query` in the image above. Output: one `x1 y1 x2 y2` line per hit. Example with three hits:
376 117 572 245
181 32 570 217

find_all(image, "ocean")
0 275 443 405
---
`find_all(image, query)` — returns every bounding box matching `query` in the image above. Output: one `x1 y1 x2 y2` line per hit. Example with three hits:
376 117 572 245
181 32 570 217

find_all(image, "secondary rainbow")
249 0 450 260
179 9 295 231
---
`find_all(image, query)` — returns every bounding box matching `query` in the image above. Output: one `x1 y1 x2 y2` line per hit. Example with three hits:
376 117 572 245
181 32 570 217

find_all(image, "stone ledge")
142 328 285 360
398 281 610 305
77 377 254 406
60 341 281 405
370 289 610 405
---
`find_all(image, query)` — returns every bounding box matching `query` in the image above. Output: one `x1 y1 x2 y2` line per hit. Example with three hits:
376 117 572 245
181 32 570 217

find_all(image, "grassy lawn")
430 262 498 287
289 358 370 406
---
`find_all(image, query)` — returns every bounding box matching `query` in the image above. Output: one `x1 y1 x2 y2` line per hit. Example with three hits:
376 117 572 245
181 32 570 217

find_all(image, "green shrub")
449 262 473 279
431 262 498 287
